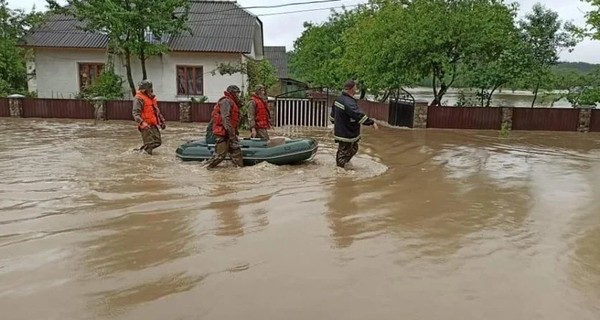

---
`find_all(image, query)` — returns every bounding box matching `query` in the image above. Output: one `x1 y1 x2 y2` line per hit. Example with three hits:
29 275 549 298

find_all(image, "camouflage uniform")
206 88 244 168
336 141 359 168
132 80 165 155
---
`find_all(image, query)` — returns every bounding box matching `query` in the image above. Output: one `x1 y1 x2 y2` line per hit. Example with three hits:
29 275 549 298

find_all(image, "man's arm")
337 99 375 126
247 99 257 129
132 98 144 124
219 99 236 138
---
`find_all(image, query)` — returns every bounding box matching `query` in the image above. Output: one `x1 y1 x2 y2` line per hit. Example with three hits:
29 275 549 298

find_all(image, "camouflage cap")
254 85 266 92
139 79 153 90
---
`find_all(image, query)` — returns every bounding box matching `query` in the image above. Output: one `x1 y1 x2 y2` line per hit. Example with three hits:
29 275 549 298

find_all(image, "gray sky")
8 0 600 63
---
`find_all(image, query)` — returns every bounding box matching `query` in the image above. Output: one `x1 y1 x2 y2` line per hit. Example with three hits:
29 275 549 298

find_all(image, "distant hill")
552 61 600 74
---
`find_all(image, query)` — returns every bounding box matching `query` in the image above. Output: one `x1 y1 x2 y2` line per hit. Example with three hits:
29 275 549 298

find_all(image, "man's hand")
373 122 379 130
139 121 150 130
251 128 257 138
160 123 166 130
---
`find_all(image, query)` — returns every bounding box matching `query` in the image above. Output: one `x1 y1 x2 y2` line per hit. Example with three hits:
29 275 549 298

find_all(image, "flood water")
1 118 600 320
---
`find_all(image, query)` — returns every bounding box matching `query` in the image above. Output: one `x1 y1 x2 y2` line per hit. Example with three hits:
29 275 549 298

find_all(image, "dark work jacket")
329 92 375 143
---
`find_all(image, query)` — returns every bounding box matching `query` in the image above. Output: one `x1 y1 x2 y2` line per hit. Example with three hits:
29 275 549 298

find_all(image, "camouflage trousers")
336 141 359 168
254 128 270 140
206 136 244 168
139 126 162 155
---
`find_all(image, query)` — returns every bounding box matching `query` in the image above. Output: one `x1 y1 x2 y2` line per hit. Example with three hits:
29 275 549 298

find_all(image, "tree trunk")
486 85 500 108
124 48 136 97
378 89 390 103
530 82 540 108
139 31 148 80
359 89 366 100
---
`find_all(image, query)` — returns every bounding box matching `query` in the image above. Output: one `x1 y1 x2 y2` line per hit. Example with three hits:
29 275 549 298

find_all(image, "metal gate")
274 98 330 127
388 88 416 127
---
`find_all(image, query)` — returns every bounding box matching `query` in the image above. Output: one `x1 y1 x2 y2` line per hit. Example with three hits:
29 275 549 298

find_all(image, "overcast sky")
7 0 600 63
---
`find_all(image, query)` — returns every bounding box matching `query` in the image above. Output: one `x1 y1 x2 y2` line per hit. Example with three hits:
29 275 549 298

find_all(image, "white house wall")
31 48 248 101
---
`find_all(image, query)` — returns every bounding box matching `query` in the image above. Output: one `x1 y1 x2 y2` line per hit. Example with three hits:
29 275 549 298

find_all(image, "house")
22 1 264 102
263 46 307 97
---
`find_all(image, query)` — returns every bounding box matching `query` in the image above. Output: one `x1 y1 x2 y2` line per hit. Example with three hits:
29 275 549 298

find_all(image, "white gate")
274 98 330 127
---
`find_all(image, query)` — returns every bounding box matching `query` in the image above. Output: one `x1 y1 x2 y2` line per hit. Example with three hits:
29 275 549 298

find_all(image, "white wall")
33 48 106 99
30 48 248 102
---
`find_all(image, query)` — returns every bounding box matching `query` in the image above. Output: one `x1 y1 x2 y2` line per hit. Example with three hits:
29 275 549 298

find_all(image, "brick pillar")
412 104 428 128
578 108 592 133
92 97 106 121
8 94 25 118
179 99 191 122
501 107 513 131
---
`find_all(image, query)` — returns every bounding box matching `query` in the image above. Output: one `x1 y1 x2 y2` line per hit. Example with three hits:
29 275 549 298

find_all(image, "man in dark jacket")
329 80 379 168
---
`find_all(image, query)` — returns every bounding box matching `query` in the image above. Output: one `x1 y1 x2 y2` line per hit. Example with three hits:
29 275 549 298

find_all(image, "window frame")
176 65 204 96
78 62 104 91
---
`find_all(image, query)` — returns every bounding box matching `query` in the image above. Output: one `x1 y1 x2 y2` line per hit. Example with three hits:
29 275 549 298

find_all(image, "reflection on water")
1 118 600 320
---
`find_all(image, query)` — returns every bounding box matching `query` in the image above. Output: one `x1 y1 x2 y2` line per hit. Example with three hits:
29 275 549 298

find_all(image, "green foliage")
0 0 43 97
212 59 279 93
288 0 586 107
518 3 579 107
289 6 363 89
78 68 125 100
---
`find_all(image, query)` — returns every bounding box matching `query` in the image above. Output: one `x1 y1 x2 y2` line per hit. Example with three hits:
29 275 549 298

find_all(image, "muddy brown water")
1 118 600 320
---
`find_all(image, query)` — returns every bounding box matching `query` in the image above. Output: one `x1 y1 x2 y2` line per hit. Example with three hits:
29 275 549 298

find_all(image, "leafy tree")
0 0 43 96
289 7 363 92
519 3 579 108
48 0 190 96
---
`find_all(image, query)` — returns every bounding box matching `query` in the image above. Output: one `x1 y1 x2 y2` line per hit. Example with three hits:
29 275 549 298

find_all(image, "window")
79 63 104 90
176 65 204 96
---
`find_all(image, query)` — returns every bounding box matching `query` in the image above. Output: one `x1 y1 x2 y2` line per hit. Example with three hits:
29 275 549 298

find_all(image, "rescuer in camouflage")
132 80 166 155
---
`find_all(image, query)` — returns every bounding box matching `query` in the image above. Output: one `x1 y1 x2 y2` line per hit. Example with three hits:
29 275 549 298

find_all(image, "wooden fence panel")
427 107 502 130
106 100 132 120
589 110 600 132
22 98 94 119
0 98 9 117
358 100 389 123
190 103 213 122
512 108 579 131
159 102 180 121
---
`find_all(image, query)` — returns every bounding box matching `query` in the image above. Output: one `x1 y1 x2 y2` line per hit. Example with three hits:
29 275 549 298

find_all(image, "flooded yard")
1 118 599 320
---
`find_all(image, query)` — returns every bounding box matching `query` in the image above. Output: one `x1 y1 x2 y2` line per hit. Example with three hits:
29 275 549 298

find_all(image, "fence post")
179 98 191 122
8 94 25 118
501 107 513 131
413 104 428 128
578 108 592 133
92 96 106 121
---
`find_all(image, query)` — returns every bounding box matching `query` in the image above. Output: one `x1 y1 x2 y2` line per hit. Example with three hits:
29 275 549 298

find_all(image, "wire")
28 4 359 33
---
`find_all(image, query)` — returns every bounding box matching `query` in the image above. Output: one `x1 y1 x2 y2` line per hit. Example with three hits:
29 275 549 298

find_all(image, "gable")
24 1 261 54
264 46 289 79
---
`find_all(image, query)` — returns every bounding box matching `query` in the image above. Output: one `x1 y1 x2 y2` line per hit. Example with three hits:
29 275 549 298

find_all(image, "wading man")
247 85 271 140
206 85 244 168
329 80 378 168
132 80 165 155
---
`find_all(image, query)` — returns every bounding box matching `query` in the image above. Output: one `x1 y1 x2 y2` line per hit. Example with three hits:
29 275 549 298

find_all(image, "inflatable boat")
175 137 319 166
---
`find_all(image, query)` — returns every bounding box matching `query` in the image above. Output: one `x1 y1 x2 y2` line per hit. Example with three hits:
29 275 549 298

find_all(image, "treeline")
288 0 600 108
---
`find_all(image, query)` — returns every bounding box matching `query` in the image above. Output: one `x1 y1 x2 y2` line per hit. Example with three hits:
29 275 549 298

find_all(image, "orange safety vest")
211 92 240 137
251 94 270 129
135 91 160 127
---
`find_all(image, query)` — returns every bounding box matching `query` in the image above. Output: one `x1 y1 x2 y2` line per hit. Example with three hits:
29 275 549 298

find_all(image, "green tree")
519 3 578 108
289 7 363 92
48 0 190 96
0 0 43 96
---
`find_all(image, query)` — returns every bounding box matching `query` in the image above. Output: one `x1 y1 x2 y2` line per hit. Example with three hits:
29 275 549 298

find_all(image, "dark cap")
343 79 357 90
226 85 241 93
